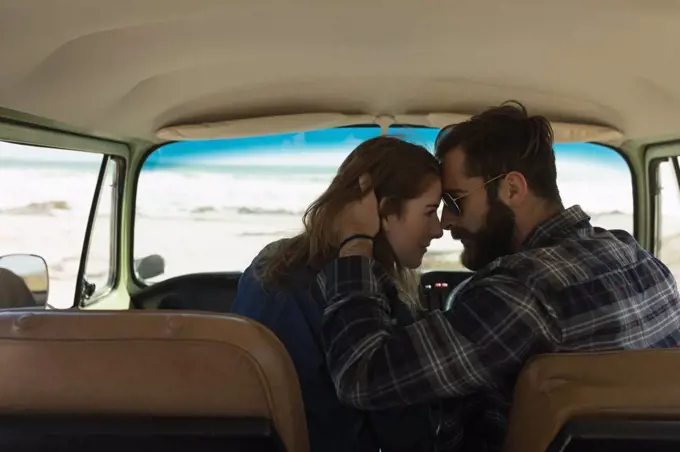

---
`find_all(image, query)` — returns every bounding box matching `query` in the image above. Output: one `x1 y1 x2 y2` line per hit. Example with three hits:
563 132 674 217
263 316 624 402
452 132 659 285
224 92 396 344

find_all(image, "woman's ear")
380 197 399 233
379 197 389 217
381 216 391 233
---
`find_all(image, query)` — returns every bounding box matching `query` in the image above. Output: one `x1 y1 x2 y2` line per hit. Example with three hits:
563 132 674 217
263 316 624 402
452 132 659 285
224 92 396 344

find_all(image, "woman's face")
382 178 444 269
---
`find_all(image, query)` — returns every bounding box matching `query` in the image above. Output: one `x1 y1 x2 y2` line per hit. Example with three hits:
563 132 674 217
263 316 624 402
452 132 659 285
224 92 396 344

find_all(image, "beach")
1 139 680 309
2 208 678 310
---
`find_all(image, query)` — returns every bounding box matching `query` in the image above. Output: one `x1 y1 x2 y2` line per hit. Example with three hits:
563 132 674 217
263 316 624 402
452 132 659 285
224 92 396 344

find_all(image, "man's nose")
441 208 456 230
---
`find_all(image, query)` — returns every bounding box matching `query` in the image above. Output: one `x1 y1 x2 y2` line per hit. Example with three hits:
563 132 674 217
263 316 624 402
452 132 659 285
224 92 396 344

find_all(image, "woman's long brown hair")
256 135 439 308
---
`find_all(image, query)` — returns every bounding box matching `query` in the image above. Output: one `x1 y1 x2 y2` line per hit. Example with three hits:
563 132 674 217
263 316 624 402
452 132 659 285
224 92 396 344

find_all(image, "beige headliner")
0 0 679 143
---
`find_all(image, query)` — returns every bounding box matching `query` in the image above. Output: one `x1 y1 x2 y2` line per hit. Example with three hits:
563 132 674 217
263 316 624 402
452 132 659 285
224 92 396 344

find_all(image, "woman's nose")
431 220 444 239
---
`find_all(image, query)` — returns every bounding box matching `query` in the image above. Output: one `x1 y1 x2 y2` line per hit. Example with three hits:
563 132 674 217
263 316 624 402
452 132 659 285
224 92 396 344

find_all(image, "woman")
232 136 444 452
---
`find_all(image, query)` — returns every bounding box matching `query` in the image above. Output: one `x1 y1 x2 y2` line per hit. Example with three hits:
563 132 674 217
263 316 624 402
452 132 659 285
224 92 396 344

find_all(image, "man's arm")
320 255 558 410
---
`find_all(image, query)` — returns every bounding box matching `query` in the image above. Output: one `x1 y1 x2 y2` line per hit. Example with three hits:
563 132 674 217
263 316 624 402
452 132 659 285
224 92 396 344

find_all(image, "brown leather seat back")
0 310 308 452
504 350 680 452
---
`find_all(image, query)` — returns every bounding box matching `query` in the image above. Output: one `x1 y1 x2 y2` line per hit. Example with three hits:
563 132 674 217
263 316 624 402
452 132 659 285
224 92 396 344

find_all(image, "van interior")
2 1 680 450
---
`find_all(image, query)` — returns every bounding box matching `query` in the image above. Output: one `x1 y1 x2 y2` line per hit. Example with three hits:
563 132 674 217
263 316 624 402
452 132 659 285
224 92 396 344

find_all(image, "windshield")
134 126 633 284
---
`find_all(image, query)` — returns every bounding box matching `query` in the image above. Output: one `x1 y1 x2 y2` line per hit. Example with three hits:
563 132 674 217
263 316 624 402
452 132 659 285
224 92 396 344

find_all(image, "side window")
555 142 634 233
656 157 680 278
0 141 104 309
81 158 121 305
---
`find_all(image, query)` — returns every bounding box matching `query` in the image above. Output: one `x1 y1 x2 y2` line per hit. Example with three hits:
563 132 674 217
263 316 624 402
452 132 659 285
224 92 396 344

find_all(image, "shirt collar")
521 205 591 250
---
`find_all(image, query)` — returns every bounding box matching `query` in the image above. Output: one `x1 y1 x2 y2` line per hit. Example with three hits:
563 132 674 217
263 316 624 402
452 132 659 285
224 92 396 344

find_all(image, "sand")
2 210 680 309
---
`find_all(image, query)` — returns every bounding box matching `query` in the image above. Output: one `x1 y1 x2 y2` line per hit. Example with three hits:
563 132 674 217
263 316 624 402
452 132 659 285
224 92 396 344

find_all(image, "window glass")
657 157 680 278
0 141 104 308
134 127 634 283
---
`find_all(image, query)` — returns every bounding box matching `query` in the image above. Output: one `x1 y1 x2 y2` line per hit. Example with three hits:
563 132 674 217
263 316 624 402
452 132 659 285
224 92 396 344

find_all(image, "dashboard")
131 270 472 313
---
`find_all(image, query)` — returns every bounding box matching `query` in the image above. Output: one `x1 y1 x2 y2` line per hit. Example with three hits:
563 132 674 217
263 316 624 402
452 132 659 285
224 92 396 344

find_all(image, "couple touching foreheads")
233 101 680 452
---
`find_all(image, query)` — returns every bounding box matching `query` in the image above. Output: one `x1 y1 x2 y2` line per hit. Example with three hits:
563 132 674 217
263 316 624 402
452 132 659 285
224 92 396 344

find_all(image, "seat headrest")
0 310 308 452
504 350 680 452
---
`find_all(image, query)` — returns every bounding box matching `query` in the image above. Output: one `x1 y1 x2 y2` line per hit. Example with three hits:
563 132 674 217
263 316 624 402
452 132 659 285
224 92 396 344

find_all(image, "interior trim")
156 112 624 144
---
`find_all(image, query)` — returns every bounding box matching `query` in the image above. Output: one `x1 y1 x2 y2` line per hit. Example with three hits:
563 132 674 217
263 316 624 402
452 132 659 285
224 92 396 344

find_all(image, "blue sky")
0 126 630 172
144 126 629 170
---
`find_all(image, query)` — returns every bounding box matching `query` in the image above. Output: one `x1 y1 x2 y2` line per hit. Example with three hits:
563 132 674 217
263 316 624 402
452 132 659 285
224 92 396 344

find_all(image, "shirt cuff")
322 256 388 305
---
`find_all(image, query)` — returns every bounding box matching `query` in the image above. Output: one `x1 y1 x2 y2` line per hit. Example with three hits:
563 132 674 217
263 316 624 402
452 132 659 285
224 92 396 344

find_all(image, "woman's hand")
336 174 380 249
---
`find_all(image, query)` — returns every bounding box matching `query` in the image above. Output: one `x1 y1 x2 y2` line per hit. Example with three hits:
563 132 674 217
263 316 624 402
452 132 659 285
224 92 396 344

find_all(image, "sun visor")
399 113 624 143
156 113 376 141
156 112 623 143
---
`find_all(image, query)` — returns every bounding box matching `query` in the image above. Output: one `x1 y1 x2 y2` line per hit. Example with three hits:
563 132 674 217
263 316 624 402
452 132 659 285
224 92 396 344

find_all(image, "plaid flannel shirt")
318 205 680 451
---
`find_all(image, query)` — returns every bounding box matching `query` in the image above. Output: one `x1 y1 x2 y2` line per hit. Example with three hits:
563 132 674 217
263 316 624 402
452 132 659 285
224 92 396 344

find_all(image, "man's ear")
500 171 528 206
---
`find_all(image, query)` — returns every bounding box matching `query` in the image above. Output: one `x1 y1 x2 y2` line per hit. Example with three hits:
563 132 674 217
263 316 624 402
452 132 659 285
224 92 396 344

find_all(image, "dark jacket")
232 240 438 452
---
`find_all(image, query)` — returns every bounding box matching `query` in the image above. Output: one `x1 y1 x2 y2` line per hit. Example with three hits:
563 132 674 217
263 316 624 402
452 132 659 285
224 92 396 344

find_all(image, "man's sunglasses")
441 174 507 216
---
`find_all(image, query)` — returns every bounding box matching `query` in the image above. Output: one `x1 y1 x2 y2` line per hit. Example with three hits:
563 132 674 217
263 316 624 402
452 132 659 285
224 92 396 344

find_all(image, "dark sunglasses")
441 174 507 216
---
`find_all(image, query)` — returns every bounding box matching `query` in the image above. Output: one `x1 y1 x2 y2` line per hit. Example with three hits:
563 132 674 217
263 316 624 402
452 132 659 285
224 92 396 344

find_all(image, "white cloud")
0 141 99 163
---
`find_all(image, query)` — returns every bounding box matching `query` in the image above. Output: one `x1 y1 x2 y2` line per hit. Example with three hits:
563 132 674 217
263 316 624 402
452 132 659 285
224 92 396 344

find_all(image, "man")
318 101 680 451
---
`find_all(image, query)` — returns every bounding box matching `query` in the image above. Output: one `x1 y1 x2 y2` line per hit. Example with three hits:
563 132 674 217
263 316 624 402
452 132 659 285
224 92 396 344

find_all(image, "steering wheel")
444 276 474 310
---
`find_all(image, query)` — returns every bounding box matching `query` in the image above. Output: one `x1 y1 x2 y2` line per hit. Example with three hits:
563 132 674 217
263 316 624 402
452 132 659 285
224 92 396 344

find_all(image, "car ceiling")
0 0 678 144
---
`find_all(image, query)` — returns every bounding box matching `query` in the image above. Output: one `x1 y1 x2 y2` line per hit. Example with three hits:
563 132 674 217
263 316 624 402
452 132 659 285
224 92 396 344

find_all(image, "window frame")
129 141 167 288
590 141 639 241
77 155 126 308
129 129 637 286
646 140 680 258
0 119 129 308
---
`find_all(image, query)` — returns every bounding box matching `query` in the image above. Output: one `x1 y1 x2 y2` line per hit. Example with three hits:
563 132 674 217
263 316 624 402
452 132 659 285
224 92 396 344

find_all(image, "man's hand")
336 174 380 245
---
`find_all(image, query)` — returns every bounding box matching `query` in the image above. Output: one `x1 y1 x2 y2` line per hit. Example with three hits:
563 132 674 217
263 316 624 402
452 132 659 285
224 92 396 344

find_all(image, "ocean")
3 136 678 308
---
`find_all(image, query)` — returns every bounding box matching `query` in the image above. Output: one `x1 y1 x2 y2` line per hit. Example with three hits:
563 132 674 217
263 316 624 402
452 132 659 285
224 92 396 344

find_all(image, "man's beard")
452 199 516 271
